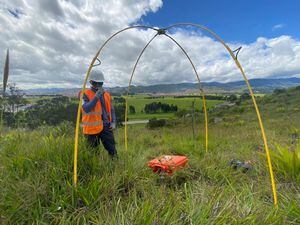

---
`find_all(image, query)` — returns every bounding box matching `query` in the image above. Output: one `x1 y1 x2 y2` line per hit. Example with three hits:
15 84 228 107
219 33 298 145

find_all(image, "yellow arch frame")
73 23 278 206
124 32 208 154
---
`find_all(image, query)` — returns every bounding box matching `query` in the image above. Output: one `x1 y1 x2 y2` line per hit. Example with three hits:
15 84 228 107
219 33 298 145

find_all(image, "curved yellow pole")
163 33 209 153
124 32 209 153
124 34 158 151
73 25 158 186
165 23 278 206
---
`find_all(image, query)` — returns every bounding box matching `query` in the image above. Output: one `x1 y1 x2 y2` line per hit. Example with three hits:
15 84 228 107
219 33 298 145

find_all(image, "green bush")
175 109 190 118
129 105 136 114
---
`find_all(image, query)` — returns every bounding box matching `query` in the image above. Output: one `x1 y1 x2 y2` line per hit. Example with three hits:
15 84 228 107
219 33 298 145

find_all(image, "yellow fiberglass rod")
73 25 158 186
163 33 209 153
165 23 278 206
124 34 158 151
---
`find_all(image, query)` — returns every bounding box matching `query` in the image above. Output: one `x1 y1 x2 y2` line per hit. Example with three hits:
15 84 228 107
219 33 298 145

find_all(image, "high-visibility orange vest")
81 89 112 135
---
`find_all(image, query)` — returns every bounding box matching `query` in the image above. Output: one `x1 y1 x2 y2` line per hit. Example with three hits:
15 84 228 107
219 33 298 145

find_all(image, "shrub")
147 118 166 129
175 109 190 118
129 105 135 114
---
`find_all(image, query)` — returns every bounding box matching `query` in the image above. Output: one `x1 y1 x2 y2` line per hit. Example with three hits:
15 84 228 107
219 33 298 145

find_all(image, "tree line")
144 102 178 114
0 84 127 129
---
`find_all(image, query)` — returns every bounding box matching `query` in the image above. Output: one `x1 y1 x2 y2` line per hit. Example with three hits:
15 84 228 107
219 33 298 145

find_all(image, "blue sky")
141 0 300 43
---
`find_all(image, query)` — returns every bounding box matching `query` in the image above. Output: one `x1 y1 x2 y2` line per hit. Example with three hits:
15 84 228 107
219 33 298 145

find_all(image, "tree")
114 103 126 126
227 94 238 102
114 97 125 103
129 105 135 114
144 102 178 114
240 93 251 101
0 83 28 128
21 96 77 129
6 83 28 113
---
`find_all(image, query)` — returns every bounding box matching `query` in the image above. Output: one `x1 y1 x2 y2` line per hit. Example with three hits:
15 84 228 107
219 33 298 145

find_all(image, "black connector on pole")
157 29 166 35
93 58 101 67
232 46 242 60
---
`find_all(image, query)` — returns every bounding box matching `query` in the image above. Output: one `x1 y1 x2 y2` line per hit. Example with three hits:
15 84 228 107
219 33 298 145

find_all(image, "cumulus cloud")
0 0 299 89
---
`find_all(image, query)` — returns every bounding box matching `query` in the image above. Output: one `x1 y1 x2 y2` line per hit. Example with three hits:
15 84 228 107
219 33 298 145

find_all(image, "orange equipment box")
148 155 188 175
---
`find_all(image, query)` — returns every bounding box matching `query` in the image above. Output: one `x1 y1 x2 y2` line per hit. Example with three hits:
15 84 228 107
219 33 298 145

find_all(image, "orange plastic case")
148 155 188 175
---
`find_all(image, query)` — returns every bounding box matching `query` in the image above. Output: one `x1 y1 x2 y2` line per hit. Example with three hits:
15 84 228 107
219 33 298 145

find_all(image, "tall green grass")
1 87 300 224
1 121 299 224
271 143 300 183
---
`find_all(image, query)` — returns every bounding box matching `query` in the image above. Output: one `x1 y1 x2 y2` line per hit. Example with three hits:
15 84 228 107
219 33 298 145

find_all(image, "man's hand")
110 122 116 130
95 88 103 99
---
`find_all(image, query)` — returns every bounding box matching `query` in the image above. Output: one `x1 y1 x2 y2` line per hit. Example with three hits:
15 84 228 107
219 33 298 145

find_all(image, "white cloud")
272 23 285 31
0 0 299 89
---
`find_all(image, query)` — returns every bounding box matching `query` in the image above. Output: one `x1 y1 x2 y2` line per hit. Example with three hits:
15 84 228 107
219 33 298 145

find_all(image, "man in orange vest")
81 70 117 158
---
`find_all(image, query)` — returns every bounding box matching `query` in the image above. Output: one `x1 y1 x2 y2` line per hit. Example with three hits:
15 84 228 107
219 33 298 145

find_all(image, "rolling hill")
23 77 300 95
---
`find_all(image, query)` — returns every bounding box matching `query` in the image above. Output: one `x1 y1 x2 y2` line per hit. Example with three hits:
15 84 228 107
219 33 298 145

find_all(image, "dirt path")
121 120 149 125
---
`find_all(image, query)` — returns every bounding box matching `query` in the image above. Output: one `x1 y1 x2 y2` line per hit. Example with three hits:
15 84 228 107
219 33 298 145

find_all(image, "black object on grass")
229 159 253 173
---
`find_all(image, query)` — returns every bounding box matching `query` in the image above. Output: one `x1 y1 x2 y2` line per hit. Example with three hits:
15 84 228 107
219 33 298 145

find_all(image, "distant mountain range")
24 77 300 95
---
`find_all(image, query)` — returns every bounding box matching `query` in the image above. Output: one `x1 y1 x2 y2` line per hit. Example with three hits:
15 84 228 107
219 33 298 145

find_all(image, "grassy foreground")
1 90 300 224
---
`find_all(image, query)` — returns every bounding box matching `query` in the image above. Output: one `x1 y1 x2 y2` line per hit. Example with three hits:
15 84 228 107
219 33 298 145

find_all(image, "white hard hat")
89 70 105 82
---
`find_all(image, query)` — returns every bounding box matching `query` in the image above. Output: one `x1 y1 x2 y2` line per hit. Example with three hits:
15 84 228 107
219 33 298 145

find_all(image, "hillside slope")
0 87 299 224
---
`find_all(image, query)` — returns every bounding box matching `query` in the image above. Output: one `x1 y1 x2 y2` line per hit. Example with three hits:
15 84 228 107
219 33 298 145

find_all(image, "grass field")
126 95 223 120
25 96 56 103
0 88 299 224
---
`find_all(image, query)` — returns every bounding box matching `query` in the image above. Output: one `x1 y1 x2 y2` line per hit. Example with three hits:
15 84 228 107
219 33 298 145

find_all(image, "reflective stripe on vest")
81 121 103 126
103 92 112 122
82 111 103 116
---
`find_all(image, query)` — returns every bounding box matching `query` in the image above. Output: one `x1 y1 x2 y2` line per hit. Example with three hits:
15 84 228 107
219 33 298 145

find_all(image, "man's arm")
110 99 117 128
82 94 99 113
111 100 116 123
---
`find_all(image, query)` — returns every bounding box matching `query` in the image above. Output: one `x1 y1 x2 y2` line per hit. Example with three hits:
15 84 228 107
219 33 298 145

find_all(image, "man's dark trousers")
86 126 117 156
